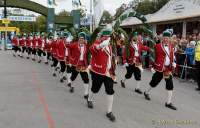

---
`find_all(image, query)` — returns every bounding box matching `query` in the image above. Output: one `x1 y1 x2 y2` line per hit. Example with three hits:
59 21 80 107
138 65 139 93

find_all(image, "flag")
47 0 57 6
72 0 82 8
93 0 104 28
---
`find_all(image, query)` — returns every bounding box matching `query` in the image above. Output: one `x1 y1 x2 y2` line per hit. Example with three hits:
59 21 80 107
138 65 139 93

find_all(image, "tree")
99 11 113 25
35 15 46 32
58 10 70 16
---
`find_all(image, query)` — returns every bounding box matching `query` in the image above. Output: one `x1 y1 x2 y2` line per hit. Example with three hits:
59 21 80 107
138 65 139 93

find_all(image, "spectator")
185 41 195 80
195 35 200 91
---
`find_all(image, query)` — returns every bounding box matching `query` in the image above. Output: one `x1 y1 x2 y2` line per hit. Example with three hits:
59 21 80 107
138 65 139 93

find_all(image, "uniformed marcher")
121 32 151 94
87 29 116 122
67 32 90 99
143 30 177 110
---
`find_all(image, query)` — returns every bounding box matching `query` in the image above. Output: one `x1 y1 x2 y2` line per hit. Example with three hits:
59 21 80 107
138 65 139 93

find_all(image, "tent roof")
121 0 200 27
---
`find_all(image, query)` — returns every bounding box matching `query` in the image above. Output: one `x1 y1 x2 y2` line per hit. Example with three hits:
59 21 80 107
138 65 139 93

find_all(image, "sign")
80 15 92 26
0 15 36 22
2 18 10 24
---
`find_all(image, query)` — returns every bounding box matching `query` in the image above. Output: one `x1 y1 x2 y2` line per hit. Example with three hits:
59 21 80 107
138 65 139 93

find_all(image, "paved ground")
0 50 200 128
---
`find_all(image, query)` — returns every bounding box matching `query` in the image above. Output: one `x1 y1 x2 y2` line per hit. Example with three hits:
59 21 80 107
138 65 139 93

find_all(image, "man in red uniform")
37 33 44 63
87 29 116 122
51 35 59 77
26 34 33 59
67 32 90 99
64 32 72 85
57 34 66 83
19 33 26 58
121 32 151 94
31 34 38 61
144 30 177 110
44 35 53 65
11 34 19 57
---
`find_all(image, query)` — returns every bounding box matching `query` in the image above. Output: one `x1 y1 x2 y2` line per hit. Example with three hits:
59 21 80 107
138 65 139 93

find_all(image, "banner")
93 0 104 28
0 15 36 22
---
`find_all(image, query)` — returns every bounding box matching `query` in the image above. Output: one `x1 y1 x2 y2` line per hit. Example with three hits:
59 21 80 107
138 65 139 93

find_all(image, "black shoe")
144 92 151 100
84 94 89 100
106 112 116 122
135 88 143 94
38 60 41 63
63 76 67 80
70 87 74 93
67 83 71 87
32 58 35 61
13 54 16 57
165 103 177 110
120 80 125 88
87 100 93 109
113 81 118 84
27 57 29 59
53 73 56 77
195 88 200 91
60 78 64 83
45 62 48 65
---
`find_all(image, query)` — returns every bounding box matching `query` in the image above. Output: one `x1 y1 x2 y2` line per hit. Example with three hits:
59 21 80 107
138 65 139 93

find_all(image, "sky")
30 0 133 15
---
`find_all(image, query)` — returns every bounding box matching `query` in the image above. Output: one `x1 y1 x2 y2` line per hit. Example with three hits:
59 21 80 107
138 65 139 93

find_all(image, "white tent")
121 0 200 36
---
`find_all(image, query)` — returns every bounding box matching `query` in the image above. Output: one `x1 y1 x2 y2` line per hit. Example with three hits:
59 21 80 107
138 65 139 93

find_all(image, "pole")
4 0 7 51
90 0 93 33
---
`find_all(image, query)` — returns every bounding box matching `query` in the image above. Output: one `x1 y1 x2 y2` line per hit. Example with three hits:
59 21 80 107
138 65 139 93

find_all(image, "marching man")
11 34 19 57
31 34 38 61
121 32 151 94
57 34 66 83
26 34 33 59
143 30 177 110
67 32 90 99
87 29 116 122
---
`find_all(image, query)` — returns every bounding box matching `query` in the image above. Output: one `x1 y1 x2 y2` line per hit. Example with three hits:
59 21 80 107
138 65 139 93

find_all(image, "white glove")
123 63 129 67
97 38 111 49
172 62 176 68
151 68 155 73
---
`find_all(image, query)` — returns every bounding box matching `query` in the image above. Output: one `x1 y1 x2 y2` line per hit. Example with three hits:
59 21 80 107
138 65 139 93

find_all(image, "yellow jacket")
195 41 200 61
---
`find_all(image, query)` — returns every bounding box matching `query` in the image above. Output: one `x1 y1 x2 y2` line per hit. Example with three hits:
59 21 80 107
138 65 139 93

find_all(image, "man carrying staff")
143 30 177 110
87 29 116 122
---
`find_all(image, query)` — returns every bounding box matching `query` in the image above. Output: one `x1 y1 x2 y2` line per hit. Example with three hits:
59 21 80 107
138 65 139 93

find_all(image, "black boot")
144 92 151 100
120 80 125 88
84 94 89 100
70 87 74 93
106 112 116 122
87 100 93 109
165 102 177 110
135 88 143 94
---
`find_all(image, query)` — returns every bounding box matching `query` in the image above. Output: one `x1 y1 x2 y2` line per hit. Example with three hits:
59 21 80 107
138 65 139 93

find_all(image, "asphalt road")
0 50 200 128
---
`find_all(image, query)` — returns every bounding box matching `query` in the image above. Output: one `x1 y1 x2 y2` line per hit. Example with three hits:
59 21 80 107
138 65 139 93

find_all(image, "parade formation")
10 27 181 122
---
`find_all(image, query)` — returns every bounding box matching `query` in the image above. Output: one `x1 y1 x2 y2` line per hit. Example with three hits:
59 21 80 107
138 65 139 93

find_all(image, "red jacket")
68 42 89 67
65 41 71 64
26 38 32 47
11 37 18 46
123 42 150 64
51 40 58 58
44 40 52 52
37 37 43 49
57 39 66 61
90 39 114 76
32 37 38 49
153 42 174 72
19 38 26 47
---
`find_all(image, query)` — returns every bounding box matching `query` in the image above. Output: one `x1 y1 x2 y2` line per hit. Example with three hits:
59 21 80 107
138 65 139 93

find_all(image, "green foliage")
36 15 46 32
99 11 113 25
135 0 170 15
58 10 71 16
